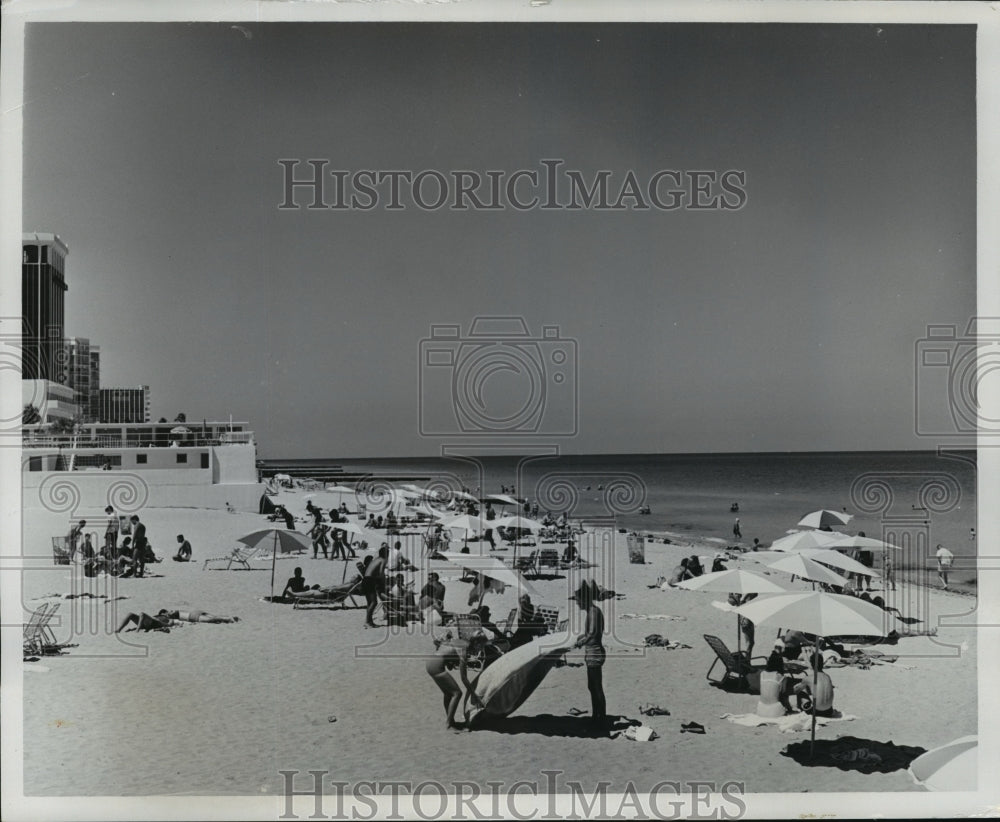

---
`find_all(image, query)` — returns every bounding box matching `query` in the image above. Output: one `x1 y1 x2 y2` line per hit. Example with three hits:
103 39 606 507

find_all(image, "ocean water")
269 451 977 560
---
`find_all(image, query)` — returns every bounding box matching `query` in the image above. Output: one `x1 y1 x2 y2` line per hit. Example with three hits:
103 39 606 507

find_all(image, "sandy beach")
18 488 978 800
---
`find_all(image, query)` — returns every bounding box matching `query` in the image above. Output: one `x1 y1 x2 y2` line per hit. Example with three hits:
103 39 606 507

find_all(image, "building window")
200 453 209 469
136 454 147 464
28 456 42 472
176 453 187 464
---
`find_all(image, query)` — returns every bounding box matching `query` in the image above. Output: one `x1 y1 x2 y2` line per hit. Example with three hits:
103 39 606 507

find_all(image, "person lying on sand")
115 608 240 632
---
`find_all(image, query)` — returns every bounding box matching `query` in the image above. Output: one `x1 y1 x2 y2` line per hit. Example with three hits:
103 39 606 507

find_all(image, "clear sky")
21 22 976 458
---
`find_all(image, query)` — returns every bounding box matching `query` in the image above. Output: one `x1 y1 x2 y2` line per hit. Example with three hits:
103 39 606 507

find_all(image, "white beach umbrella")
908 735 978 792
766 554 850 588
677 568 790 652
798 510 853 529
435 552 542 601
442 514 490 533
769 530 843 553
795 549 881 578
731 591 894 647
482 494 519 508
732 591 896 755
821 535 901 553
677 568 790 596
493 515 547 532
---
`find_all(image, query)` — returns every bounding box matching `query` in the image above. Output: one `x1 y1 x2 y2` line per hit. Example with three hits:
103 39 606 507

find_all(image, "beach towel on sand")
720 711 856 733
619 614 686 621
464 639 572 725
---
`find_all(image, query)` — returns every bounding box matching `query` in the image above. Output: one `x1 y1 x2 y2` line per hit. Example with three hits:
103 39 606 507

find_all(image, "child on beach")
571 581 607 728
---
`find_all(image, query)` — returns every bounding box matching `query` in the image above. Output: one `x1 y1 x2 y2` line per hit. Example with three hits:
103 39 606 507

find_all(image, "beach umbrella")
435 551 543 602
821 535 901 553
441 514 491 551
794 549 881 579
677 568 790 596
677 568 791 652
908 735 978 792
798 510 853 529
765 554 850 588
482 494 519 508
493 515 547 532
732 591 895 755
769 530 843 553
238 528 313 598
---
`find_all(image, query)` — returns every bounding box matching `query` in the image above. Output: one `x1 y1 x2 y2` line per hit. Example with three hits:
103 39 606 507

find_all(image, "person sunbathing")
158 609 239 624
287 576 362 600
282 567 310 599
116 612 175 632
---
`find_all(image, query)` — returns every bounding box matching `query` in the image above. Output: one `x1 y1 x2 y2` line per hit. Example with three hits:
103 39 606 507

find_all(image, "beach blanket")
720 710 856 733
619 614 686 621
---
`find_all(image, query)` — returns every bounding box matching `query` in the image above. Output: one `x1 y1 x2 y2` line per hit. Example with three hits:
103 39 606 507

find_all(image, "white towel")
618 613 687 621
720 711 856 733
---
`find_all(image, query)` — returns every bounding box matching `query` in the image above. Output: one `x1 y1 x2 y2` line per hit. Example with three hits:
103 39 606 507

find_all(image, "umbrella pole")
270 531 278 599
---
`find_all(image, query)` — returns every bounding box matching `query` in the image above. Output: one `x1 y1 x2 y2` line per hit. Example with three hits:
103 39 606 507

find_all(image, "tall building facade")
64 337 101 421
22 233 68 381
98 386 150 423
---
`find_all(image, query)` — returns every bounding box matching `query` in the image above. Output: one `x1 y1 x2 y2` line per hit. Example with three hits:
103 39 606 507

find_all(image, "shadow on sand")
472 713 636 739
781 736 926 774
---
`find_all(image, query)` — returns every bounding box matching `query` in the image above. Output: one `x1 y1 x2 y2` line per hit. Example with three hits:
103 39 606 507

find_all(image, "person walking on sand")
935 544 954 590
733 518 742 539
571 581 607 729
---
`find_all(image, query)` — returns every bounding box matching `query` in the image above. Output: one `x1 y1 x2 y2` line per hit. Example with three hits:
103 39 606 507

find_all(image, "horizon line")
258 446 977 462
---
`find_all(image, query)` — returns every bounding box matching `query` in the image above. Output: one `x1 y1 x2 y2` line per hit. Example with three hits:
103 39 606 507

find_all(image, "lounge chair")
379 590 421 626
24 603 77 657
291 578 364 610
496 607 519 636
202 544 264 571
534 605 568 633
530 549 562 577
703 634 766 692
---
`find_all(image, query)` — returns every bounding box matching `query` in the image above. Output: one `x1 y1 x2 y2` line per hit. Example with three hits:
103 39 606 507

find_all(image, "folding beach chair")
202 544 264 571
535 605 568 634
496 607 519 636
703 634 766 692
377 585 422 626
24 603 77 657
291 578 364 610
